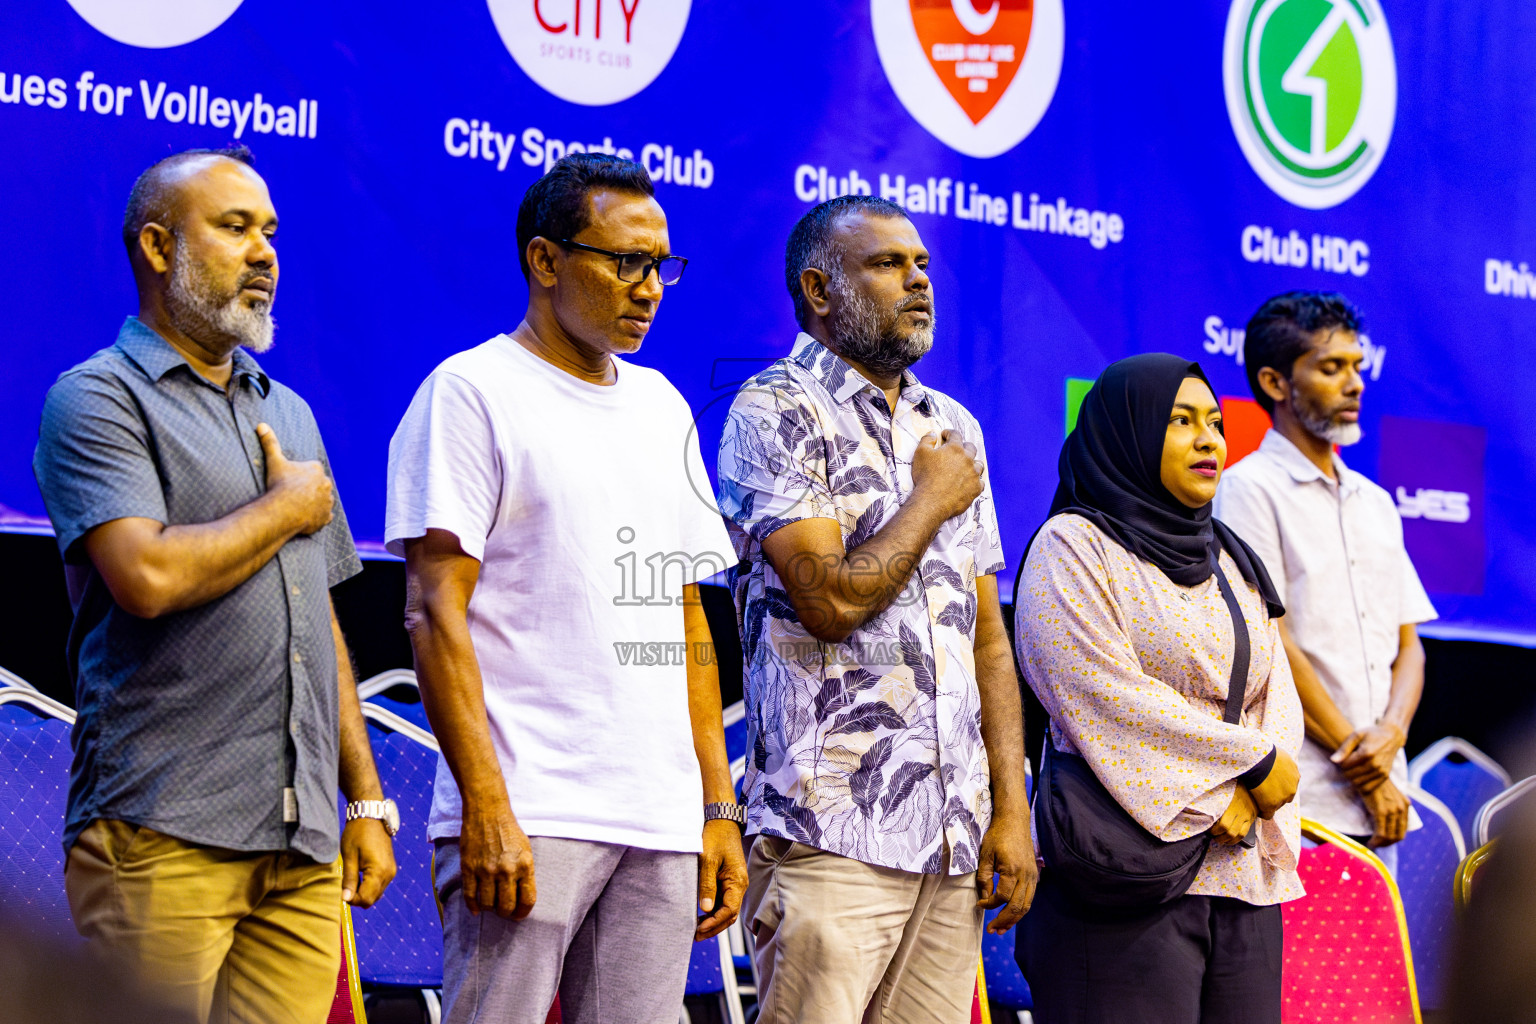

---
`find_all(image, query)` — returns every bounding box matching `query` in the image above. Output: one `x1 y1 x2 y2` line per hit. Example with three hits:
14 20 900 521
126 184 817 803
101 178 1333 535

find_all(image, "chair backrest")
980 907 1032 1010
1410 738 1511 842
366 693 432 734
1282 820 1421 1024
684 932 746 1024
1454 841 1496 909
723 699 747 774
973 950 991 1024
0 687 79 947
1473 774 1536 848
0 666 39 692
349 704 444 989
327 903 368 1024
1395 790 1465 1011
0 685 75 722
356 668 419 701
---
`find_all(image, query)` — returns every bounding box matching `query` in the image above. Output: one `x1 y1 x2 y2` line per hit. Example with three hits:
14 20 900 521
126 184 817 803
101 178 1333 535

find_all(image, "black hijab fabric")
1045 353 1284 618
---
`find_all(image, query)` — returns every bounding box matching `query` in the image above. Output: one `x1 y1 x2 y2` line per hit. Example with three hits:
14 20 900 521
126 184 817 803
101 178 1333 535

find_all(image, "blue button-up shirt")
717 333 1005 874
33 317 361 862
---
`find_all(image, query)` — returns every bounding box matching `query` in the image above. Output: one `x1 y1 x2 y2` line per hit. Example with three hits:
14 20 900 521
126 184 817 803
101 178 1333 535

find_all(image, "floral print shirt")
717 333 1005 875
1014 514 1305 904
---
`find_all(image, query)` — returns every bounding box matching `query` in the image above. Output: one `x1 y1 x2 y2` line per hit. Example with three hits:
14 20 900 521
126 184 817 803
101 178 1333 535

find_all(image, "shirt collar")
1257 427 1359 492
788 332 929 411
114 316 271 397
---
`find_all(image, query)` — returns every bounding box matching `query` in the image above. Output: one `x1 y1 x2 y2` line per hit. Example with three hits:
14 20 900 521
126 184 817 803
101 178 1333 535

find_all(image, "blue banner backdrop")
1 0 1531 644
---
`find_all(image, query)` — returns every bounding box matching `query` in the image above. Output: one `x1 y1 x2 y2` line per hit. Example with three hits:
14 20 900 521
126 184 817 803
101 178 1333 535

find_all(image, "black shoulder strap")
1211 555 1252 725
1214 554 1263 847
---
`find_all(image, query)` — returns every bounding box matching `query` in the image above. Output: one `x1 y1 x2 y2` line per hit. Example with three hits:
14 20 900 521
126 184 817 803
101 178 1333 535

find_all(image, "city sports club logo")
487 0 691 106
871 0 1065 158
1223 0 1396 209
66 0 245 48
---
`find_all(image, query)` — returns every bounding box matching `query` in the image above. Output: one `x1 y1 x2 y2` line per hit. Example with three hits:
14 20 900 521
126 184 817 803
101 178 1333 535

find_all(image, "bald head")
123 146 280 357
122 146 257 260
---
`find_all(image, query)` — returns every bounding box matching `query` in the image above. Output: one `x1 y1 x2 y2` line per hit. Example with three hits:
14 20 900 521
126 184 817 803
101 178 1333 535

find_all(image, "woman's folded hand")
1249 749 1300 819
1212 785 1259 845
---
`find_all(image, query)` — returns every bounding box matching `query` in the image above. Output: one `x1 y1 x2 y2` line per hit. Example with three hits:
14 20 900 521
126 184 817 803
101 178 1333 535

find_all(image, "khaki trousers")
65 819 342 1024
743 835 982 1024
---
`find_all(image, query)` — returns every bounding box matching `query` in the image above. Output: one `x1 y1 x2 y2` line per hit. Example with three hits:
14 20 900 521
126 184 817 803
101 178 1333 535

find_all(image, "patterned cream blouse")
1015 513 1305 905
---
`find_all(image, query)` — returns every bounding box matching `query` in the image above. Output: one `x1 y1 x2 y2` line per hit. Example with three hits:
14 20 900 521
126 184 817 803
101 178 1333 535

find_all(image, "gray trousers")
434 836 697 1024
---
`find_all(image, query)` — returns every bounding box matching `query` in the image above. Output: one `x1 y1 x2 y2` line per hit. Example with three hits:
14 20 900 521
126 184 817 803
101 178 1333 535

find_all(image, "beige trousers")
743 835 982 1024
65 819 342 1024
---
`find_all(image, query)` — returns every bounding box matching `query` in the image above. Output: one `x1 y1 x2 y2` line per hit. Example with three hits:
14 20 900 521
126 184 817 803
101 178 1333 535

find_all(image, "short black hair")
1243 290 1365 413
784 195 909 328
515 153 656 281
122 145 256 257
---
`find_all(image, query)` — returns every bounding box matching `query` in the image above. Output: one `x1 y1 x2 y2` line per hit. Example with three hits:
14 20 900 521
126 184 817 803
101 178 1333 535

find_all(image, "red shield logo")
911 0 1035 125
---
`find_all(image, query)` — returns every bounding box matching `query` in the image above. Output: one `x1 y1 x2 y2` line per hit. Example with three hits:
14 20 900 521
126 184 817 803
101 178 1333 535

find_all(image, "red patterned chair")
972 950 991 1024
327 904 368 1024
1282 820 1421 1024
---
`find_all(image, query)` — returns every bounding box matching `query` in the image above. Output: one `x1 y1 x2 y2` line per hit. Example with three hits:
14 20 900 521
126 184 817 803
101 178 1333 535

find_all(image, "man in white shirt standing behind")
385 153 747 1024
1215 290 1437 869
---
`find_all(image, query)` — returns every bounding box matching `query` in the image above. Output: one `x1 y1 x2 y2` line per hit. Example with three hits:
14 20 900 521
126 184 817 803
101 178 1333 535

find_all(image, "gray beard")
825 273 934 377
1293 389 1362 446
165 254 275 354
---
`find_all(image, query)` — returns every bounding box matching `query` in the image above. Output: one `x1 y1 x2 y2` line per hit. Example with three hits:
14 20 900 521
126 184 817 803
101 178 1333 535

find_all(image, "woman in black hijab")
1012 354 1303 1024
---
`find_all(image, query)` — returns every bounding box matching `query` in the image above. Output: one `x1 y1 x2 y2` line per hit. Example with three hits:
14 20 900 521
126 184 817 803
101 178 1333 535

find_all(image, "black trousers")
1016 872 1283 1024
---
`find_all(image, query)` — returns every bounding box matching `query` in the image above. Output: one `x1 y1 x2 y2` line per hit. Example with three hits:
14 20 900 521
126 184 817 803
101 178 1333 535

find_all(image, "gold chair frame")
1298 819 1423 1024
1453 840 1497 910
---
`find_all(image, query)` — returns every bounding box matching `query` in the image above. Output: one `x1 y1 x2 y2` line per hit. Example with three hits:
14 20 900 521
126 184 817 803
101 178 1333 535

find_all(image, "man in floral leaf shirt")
717 195 1036 1023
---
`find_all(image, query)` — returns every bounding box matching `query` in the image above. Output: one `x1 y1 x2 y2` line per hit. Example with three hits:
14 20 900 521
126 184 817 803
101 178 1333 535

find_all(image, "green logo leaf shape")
1312 17 1363 151
1257 0 1363 157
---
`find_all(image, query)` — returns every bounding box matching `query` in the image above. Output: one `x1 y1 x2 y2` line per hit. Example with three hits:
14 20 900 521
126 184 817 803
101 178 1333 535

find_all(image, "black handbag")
1030 556 1257 909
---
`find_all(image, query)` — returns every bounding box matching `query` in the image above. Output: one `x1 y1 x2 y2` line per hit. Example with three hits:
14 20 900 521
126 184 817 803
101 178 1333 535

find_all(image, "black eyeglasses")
555 239 688 286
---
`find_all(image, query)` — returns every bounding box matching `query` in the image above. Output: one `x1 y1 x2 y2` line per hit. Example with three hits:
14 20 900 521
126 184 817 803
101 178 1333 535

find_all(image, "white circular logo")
1223 0 1397 209
487 0 691 107
871 0 1065 159
66 0 245 49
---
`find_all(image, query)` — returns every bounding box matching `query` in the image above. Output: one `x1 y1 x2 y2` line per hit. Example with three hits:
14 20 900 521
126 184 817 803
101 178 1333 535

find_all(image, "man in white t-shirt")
385 153 746 1024
1215 291 1437 869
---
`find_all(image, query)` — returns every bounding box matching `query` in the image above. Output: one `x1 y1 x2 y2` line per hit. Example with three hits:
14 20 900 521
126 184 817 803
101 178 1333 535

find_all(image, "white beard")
1294 394 1362 447
165 254 276 354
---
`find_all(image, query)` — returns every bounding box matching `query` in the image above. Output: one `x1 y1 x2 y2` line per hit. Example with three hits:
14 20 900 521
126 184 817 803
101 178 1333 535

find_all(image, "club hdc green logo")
1224 0 1396 209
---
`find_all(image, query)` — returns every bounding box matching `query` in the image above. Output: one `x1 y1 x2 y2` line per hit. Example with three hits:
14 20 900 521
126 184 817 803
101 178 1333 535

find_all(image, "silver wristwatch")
346 798 400 838
704 802 747 828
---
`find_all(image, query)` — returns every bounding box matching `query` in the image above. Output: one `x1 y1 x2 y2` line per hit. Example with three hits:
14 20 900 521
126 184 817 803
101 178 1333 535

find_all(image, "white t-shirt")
385 334 735 853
